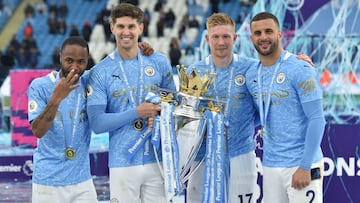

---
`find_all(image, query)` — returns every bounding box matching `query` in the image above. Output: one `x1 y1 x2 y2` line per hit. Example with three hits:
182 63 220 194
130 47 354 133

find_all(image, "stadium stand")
0 0 21 31
15 0 108 68
0 0 255 70
2 0 212 69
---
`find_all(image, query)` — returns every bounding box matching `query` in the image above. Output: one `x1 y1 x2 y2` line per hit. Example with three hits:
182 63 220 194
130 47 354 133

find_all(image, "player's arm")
87 102 160 134
292 99 325 189
30 70 80 138
30 95 61 138
300 99 325 170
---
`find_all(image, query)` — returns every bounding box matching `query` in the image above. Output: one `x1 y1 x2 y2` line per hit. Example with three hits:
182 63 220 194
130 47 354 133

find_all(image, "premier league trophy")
157 65 220 202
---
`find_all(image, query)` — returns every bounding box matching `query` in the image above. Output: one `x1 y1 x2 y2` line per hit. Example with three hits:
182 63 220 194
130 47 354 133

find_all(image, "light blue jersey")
28 71 92 186
87 49 176 168
188 54 258 157
246 50 324 168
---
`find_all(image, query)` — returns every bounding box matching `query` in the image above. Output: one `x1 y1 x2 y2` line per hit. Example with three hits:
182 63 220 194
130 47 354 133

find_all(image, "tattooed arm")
31 96 62 138
31 70 80 138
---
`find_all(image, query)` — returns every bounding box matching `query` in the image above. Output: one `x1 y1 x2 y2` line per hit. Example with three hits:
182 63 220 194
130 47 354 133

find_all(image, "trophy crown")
176 65 216 97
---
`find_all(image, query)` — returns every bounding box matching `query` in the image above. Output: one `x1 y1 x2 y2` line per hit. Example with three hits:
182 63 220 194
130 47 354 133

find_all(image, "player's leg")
262 166 288 203
32 183 67 203
229 151 260 203
109 166 143 203
141 163 167 203
33 180 97 203
288 161 324 203
72 179 98 203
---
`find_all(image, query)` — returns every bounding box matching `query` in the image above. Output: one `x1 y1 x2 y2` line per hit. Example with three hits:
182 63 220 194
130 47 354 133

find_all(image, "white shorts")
32 179 98 203
263 160 324 203
187 151 259 203
109 163 166 203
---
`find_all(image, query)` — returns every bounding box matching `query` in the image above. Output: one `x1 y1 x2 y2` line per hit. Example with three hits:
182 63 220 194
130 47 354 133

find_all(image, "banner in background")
321 124 360 203
10 69 52 147
252 123 360 203
1 124 359 202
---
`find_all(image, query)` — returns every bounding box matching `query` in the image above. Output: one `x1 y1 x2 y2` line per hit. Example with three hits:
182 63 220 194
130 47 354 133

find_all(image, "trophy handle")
180 156 206 185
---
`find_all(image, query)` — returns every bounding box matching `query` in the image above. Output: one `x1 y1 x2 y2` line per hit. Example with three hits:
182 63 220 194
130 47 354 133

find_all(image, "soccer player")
246 12 325 203
186 12 316 203
186 12 260 203
28 36 98 203
86 3 176 203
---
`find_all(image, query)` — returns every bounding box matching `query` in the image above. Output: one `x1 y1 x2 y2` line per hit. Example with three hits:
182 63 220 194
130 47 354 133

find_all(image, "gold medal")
65 147 76 159
133 119 145 131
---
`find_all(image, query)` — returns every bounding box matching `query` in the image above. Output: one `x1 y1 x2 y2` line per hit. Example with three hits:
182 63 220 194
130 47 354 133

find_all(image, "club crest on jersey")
235 74 245 86
28 100 38 113
86 84 93 96
144 66 155 76
277 73 286 84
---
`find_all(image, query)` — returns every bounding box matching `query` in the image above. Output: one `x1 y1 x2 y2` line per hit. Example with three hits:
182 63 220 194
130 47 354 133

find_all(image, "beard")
255 40 279 56
60 67 84 83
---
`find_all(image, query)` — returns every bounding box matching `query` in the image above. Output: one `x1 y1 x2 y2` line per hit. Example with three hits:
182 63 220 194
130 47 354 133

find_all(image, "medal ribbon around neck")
65 93 81 159
257 51 291 136
117 50 154 160
207 54 237 116
57 72 82 159
118 49 145 108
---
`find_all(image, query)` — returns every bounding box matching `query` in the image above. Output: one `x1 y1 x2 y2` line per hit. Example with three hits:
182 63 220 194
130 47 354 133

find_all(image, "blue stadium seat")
15 0 107 68
0 0 20 30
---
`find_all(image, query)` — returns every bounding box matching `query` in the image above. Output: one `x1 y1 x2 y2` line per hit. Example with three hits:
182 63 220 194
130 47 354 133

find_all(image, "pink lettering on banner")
10 69 52 148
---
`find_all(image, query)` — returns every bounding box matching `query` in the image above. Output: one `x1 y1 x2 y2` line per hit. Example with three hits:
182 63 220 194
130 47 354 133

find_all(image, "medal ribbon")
63 113 72 154
57 72 81 159
257 51 291 136
72 93 81 138
207 54 237 116
117 50 154 160
118 49 144 108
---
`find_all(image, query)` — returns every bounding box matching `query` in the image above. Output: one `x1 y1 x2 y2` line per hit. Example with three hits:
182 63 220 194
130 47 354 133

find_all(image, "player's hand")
136 102 161 118
147 116 155 131
139 41 154 56
52 70 80 102
291 168 311 190
297 53 315 67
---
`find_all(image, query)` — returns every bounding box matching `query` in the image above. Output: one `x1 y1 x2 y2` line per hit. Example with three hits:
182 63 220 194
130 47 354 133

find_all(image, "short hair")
206 13 235 33
60 36 89 55
250 12 280 28
110 3 143 24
